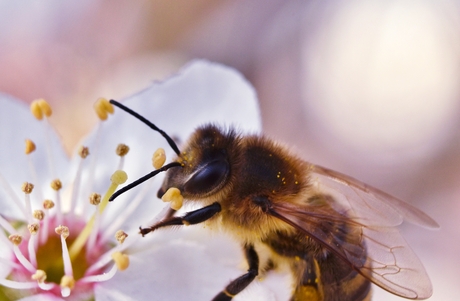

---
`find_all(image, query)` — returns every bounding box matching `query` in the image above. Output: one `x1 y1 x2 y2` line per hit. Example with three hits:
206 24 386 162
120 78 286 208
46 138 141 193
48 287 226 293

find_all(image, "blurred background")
0 0 458 300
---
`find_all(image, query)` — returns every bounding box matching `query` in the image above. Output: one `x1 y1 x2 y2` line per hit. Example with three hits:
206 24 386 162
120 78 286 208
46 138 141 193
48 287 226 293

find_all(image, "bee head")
107 100 237 206
158 125 236 200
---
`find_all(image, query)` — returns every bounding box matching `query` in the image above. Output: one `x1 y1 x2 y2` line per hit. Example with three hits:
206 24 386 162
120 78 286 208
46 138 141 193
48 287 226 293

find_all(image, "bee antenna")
109 162 182 202
109 99 181 156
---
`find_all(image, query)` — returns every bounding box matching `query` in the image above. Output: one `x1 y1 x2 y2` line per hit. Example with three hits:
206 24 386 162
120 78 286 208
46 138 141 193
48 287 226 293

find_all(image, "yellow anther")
78 146 89 159
43 199 55 209
60 275 75 290
116 144 130 157
21 182 34 194
25 139 36 154
31 270 47 283
115 230 128 244
112 251 130 271
111 170 128 186
50 179 62 191
152 148 166 169
89 193 101 205
161 187 183 210
33 210 45 220
30 101 42 120
28 224 39 234
94 98 114 121
28 223 40 235
9 234 22 245
38 99 52 117
55 225 70 239
30 99 52 120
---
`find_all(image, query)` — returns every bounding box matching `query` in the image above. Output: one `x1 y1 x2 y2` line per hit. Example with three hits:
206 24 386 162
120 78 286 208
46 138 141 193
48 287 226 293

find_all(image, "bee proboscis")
109 100 438 301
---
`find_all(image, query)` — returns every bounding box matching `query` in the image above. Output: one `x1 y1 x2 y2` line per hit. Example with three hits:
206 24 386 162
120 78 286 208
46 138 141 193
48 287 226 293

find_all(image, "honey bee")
109 100 438 301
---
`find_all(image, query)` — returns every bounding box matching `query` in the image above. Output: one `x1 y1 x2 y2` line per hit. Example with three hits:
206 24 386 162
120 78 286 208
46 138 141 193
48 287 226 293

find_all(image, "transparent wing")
267 164 438 300
311 165 439 229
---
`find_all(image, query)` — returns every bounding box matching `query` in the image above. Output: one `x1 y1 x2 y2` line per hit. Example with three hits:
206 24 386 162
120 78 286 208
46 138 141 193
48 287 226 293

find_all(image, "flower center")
33 216 104 285
0 98 134 299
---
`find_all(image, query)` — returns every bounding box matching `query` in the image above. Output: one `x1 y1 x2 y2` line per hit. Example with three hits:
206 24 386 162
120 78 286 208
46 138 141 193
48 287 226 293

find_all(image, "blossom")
0 60 277 300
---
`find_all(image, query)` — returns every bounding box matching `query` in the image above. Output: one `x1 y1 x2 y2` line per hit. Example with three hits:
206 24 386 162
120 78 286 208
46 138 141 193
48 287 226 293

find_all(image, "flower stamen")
80 264 117 284
50 179 63 225
30 99 57 178
12 242 36 273
30 99 52 120
40 199 54 244
94 98 114 121
31 269 47 283
152 148 166 169
116 144 129 170
111 251 129 271
69 146 90 214
115 230 128 244
69 170 127 260
89 193 101 206
55 225 74 293
33 210 45 221
27 230 38 268
22 182 34 223
60 275 75 297
25 139 36 154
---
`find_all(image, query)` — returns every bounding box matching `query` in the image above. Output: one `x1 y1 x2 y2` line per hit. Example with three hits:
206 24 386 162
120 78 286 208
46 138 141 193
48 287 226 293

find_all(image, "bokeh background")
1 1 458 300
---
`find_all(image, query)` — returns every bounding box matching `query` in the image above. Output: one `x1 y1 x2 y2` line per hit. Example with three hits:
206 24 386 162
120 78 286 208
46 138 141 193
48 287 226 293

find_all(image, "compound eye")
184 159 229 195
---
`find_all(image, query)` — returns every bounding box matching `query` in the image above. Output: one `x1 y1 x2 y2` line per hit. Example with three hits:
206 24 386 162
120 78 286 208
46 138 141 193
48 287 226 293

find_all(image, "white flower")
0 60 274 301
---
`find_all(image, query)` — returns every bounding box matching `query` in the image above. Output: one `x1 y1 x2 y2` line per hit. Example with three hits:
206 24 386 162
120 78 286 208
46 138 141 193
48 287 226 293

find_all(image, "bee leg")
139 202 222 236
212 244 259 301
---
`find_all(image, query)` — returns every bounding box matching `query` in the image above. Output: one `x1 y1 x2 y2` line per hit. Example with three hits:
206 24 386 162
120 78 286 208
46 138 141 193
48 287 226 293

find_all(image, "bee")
109 100 438 301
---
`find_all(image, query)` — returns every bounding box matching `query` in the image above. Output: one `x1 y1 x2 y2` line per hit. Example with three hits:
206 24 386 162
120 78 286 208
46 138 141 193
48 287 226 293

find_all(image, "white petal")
0 93 69 219
79 60 261 230
96 228 242 300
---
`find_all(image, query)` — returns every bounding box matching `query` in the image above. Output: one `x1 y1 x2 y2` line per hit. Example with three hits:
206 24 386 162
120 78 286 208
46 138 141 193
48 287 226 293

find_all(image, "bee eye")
184 159 229 194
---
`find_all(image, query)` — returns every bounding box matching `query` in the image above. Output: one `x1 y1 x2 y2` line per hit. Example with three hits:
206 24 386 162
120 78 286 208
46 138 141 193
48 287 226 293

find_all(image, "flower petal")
0 93 69 219
79 60 261 230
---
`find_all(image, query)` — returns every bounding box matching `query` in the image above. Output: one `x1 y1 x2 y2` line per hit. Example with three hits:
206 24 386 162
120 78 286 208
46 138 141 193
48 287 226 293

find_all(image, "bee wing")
310 165 439 229
267 164 438 299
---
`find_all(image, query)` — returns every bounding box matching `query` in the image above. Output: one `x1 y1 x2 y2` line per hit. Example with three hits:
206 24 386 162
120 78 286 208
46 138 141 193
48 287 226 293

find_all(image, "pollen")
161 187 183 210
33 210 45 220
152 148 166 169
116 144 130 157
55 225 70 239
115 230 128 244
30 98 52 120
32 270 47 283
25 139 36 154
43 199 55 209
78 146 90 159
21 182 34 194
112 251 130 271
89 193 101 205
9 234 22 245
111 170 128 185
50 179 62 191
94 97 114 121
28 223 40 235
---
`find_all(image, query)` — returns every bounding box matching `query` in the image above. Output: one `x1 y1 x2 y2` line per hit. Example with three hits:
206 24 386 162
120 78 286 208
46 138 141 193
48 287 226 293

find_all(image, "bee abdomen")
292 255 371 301
264 231 371 301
